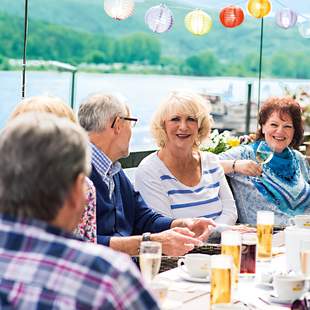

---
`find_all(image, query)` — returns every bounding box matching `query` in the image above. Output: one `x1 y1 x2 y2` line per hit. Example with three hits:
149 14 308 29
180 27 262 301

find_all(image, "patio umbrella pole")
21 0 29 99
257 17 264 110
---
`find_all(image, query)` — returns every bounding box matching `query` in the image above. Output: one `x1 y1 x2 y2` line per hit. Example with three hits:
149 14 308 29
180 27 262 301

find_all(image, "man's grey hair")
78 93 128 132
0 112 91 221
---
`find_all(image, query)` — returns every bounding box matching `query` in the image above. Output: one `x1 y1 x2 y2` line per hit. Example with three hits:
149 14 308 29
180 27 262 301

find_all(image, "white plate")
268 292 293 304
178 267 210 283
161 299 183 310
255 281 273 289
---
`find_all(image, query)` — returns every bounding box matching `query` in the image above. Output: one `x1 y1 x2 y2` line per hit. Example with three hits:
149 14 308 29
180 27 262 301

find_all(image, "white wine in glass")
139 241 162 283
256 141 274 164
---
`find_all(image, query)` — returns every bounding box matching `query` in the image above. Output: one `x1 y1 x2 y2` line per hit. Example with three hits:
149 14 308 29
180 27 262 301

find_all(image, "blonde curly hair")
151 90 212 149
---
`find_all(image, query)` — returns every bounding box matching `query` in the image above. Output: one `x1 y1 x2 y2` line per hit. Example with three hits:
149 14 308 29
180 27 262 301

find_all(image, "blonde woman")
135 90 237 226
10 96 97 242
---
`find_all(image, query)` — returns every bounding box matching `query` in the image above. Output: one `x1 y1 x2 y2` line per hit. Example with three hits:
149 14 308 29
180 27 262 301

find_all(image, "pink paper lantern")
276 8 297 29
104 0 134 20
145 4 174 33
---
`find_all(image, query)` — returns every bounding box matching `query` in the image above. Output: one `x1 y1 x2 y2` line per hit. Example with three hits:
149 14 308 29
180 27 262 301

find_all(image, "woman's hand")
235 160 262 176
180 218 216 241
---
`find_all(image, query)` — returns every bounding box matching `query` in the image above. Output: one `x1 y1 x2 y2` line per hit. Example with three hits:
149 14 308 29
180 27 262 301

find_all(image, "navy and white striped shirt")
135 151 237 225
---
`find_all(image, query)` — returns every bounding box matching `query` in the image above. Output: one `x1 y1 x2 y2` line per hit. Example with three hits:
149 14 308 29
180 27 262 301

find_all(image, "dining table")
154 232 306 310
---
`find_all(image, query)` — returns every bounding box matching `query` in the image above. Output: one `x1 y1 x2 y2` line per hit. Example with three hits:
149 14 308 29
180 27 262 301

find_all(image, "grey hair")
0 112 91 221
78 93 128 132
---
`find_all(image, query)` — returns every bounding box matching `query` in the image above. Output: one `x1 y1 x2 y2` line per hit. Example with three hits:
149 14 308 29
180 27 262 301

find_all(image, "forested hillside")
0 0 309 78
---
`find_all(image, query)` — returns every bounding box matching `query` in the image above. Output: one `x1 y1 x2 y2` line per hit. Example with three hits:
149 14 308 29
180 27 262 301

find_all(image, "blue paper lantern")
276 8 297 29
299 20 310 38
145 4 174 33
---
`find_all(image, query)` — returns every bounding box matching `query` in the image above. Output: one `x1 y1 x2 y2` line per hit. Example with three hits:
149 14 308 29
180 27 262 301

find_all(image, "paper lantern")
299 20 310 38
219 5 244 28
145 4 174 33
104 0 134 20
247 0 271 18
276 8 297 29
185 10 212 36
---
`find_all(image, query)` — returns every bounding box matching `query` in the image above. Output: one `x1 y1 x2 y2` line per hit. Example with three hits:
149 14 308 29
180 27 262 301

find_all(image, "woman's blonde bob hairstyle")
10 96 77 123
151 90 212 149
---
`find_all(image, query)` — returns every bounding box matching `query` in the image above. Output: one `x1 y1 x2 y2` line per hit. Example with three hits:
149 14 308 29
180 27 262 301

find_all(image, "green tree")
270 52 294 77
183 51 221 76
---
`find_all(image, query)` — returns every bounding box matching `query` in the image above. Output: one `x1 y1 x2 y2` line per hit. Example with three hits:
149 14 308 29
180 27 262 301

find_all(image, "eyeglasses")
291 297 310 310
111 116 138 128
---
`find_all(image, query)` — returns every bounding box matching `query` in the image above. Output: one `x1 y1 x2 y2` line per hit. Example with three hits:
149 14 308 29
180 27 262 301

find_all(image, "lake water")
1 71 309 150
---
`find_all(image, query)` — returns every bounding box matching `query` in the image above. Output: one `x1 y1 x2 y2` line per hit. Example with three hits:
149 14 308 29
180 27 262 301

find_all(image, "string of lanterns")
103 0 310 38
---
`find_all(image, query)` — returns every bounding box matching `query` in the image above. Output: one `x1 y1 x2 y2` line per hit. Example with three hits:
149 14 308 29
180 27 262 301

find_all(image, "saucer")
161 299 183 310
268 292 293 304
255 281 273 289
178 267 210 283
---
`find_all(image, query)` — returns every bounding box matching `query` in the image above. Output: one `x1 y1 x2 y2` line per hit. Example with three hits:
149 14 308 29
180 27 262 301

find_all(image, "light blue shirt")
91 143 121 199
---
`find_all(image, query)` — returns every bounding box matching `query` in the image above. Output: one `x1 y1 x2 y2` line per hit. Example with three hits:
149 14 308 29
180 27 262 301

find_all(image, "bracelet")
232 160 237 174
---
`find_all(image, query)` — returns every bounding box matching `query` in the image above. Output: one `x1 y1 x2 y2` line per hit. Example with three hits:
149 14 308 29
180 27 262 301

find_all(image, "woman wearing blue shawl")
219 97 310 225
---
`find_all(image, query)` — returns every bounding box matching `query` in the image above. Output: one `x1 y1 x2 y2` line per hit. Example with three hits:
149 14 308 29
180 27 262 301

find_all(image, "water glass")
221 230 241 287
139 241 162 283
257 211 274 261
210 254 233 306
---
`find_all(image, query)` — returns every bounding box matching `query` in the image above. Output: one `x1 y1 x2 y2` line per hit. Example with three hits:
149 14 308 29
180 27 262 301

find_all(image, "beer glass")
300 240 310 279
139 241 162 283
240 233 257 276
210 255 233 306
257 211 274 261
221 230 241 287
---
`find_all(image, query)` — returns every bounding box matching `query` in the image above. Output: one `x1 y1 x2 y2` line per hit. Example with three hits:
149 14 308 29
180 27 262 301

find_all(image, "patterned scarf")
251 141 310 216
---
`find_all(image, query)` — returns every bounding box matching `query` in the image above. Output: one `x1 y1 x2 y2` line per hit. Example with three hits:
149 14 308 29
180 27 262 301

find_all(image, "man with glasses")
78 93 215 256
0 112 158 309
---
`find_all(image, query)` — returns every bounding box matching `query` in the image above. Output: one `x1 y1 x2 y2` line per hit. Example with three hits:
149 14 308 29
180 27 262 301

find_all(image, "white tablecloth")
155 254 293 310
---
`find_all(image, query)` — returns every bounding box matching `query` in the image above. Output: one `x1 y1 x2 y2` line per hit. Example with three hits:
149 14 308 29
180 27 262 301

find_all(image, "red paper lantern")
219 5 245 28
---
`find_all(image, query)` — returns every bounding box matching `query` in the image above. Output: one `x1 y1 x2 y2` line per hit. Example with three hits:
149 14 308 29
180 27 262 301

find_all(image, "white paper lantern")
104 0 134 20
299 20 310 38
276 8 297 29
145 4 174 33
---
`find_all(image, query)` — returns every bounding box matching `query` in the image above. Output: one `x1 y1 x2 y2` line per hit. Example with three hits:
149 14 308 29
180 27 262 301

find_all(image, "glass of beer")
240 233 257 276
139 241 162 283
300 240 310 279
221 230 241 287
210 254 233 306
256 211 274 261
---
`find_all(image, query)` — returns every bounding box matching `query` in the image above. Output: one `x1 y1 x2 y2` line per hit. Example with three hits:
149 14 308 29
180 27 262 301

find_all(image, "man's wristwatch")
142 232 151 242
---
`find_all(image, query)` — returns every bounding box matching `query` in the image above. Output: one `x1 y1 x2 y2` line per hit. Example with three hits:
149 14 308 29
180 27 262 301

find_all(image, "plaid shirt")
0 214 159 310
91 143 121 199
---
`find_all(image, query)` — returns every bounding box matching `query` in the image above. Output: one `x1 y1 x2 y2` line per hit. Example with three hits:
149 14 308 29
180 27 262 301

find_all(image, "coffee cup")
273 274 306 300
177 253 211 278
289 215 310 229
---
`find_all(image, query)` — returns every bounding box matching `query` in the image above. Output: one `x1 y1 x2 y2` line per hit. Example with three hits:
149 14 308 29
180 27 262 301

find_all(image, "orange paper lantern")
247 0 271 18
219 5 245 28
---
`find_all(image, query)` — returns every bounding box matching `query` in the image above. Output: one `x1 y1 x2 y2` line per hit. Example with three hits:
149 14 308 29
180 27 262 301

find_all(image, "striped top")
135 151 237 224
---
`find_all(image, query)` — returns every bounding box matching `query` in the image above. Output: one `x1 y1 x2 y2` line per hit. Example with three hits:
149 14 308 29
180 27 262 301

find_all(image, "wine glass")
139 241 162 283
256 141 274 165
